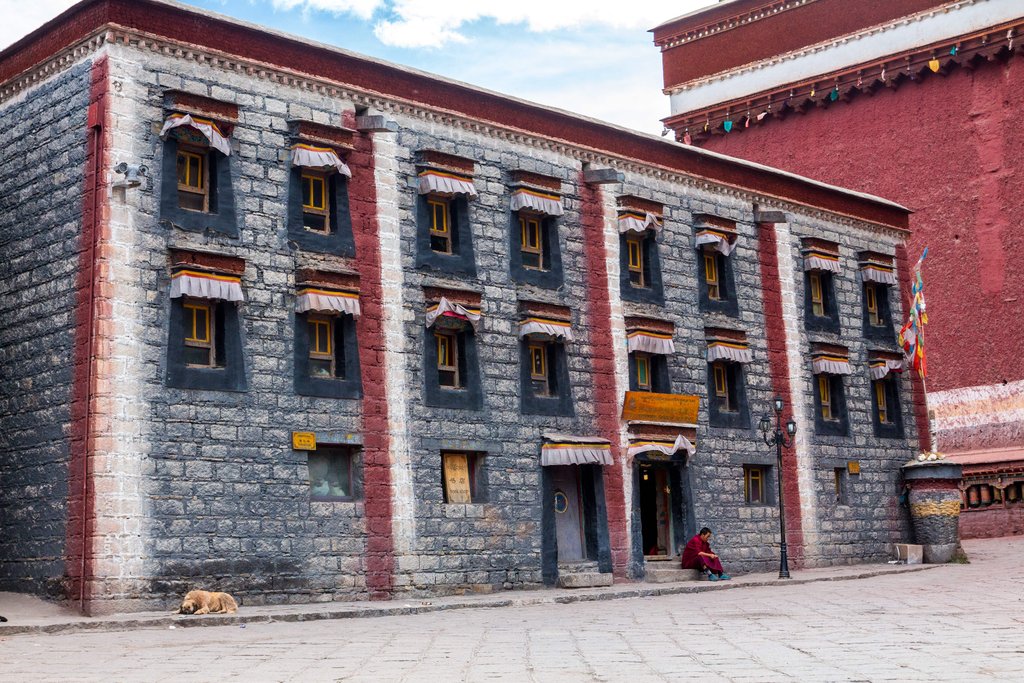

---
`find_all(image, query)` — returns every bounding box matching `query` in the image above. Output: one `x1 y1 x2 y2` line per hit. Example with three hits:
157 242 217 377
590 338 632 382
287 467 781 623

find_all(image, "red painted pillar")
345 114 394 599
67 55 109 612
756 221 805 565
579 175 629 578
895 244 932 453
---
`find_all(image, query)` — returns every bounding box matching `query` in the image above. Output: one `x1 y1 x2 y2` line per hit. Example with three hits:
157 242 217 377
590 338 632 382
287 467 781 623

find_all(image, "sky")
0 0 718 134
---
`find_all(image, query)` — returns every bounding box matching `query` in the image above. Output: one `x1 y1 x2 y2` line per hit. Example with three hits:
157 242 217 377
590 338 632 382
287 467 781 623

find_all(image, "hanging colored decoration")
898 248 929 379
928 58 941 73
829 87 839 101
723 119 733 132
950 46 958 56
683 132 692 145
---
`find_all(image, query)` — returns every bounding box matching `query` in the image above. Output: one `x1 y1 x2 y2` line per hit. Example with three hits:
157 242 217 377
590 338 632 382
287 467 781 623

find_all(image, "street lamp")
759 396 797 579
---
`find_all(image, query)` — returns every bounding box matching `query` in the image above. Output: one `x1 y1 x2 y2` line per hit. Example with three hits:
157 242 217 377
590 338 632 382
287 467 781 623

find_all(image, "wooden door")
551 466 585 562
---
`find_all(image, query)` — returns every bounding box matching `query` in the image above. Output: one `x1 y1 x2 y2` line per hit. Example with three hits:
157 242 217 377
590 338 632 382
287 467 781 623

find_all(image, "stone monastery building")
1 0 921 613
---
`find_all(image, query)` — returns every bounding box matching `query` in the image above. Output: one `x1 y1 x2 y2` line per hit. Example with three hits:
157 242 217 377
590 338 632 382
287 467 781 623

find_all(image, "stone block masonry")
0 1 920 612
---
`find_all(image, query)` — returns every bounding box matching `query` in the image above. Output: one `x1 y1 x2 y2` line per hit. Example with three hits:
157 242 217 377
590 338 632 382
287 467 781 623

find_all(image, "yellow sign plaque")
847 461 861 475
443 453 472 504
621 392 699 425
292 431 317 451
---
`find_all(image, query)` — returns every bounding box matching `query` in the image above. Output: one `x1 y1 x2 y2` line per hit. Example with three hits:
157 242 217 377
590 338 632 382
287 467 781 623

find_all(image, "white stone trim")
775 221 819 555
929 378 1024 444
669 0 1020 113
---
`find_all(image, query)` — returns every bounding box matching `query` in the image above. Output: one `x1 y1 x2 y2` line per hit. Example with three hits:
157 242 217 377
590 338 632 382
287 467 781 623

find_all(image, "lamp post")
759 396 797 579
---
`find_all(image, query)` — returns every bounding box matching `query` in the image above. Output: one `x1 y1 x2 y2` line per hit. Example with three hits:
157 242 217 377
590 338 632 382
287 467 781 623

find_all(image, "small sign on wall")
621 392 699 425
443 453 472 504
847 461 861 475
292 431 317 451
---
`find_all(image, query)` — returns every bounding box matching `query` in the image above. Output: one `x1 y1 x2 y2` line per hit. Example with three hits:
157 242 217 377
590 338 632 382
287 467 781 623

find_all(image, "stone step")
558 571 614 589
644 562 703 583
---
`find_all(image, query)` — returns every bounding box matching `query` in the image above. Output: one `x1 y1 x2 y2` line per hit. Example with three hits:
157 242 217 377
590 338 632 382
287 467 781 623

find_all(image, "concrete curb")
0 564 940 638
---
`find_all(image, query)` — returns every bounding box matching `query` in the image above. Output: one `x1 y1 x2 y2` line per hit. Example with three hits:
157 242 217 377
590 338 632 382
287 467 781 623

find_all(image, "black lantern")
761 395 796 579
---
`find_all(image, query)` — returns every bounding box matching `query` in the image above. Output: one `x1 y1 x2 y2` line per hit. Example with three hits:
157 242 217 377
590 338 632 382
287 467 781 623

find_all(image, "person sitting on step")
681 527 731 581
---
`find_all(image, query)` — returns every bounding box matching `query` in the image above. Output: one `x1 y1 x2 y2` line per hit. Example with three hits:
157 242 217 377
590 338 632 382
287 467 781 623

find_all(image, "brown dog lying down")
174 590 238 615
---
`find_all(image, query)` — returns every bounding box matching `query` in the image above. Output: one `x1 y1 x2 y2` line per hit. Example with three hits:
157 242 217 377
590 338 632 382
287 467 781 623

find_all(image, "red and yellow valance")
519 316 574 342
618 211 662 234
169 269 244 302
418 170 477 197
291 143 351 177
627 434 695 459
510 188 564 217
296 287 360 317
160 113 231 156
425 297 481 331
541 434 612 466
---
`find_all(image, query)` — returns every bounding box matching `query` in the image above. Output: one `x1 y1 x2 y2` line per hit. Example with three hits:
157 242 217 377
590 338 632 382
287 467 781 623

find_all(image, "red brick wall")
960 506 1024 539
701 60 1024 400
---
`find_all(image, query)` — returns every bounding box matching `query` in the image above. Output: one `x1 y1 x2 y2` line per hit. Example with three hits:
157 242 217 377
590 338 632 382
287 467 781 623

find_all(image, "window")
308 447 355 501
176 147 208 212
307 315 345 379
436 331 459 388
183 299 215 367
713 362 733 411
744 466 766 504
627 237 645 287
865 284 880 326
442 451 482 504
705 253 720 300
874 380 889 424
301 172 330 233
429 198 452 254
809 272 825 317
834 468 848 505
520 215 544 270
635 353 651 391
819 375 833 420
529 342 550 396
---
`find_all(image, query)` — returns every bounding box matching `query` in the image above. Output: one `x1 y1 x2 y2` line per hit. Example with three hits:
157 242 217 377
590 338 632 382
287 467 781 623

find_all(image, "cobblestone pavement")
1 537 1022 682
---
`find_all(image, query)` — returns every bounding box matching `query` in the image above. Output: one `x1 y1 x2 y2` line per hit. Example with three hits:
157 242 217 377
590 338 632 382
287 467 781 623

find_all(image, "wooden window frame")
704 252 720 300
307 315 336 378
713 362 735 412
626 236 645 287
301 171 331 234
528 342 550 397
744 466 765 505
865 283 880 326
874 379 889 424
809 271 825 317
834 468 847 505
176 146 209 212
520 215 544 270
436 330 460 388
635 352 652 392
819 375 834 421
428 197 452 254
183 299 215 367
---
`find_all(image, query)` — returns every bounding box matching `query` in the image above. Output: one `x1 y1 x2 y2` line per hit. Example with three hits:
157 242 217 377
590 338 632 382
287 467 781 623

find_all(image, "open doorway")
639 463 674 558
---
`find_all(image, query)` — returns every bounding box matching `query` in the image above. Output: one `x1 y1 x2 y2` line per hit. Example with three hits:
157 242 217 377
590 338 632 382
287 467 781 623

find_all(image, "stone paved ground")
1 537 1022 682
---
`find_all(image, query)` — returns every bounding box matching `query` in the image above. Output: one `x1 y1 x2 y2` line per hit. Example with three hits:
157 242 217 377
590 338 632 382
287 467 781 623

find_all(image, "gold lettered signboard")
292 431 317 451
621 392 699 425
443 453 472 504
847 461 861 475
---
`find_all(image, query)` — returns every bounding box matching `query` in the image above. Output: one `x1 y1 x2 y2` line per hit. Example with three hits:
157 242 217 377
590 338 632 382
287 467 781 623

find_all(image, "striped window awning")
868 357 904 380
860 261 898 285
803 244 842 273
627 330 674 355
169 269 244 302
510 188 564 216
519 316 574 342
706 340 752 364
618 211 662 234
425 297 481 331
812 353 852 375
160 113 231 156
541 434 612 466
291 143 351 177
296 287 360 317
694 228 736 256
418 170 477 197
627 434 695 459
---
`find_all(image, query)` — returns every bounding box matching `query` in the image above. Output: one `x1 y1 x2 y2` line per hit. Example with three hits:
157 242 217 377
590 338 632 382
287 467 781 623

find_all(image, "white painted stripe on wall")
373 130 416 558
670 0 1023 115
774 221 819 552
930 378 1024 432
600 186 633 559
93 45 150 592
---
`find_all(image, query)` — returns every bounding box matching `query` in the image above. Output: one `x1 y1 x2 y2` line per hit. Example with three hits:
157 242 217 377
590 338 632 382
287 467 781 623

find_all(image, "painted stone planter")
902 460 963 563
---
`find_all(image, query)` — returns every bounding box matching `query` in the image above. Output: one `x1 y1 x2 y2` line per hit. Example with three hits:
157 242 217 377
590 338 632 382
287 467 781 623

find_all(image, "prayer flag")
897 248 929 378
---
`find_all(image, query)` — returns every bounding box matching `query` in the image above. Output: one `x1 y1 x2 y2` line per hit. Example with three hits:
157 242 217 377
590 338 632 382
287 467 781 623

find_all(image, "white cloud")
0 0 77 50
270 0 384 20
374 0 715 48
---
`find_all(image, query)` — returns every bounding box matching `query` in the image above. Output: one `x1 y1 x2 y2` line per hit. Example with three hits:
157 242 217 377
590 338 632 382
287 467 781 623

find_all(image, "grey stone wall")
0 62 91 596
